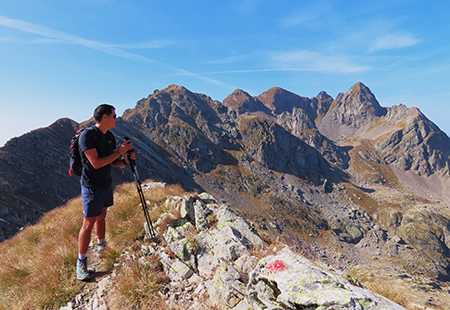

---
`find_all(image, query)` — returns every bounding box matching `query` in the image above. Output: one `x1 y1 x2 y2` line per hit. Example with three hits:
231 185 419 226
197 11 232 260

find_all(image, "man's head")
94 104 116 122
94 104 117 132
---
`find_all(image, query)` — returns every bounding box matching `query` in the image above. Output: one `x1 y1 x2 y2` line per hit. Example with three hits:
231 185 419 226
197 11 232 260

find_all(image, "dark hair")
94 104 115 122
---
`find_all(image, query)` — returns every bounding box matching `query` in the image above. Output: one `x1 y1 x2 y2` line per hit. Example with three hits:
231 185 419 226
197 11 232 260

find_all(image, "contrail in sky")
0 16 235 89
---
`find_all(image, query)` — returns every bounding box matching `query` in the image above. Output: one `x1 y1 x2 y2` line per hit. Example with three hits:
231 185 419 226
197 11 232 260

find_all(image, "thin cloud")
202 55 248 65
231 0 261 14
111 40 174 49
270 50 370 73
192 50 368 75
192 68 316 75
370 33 420 52
172 68 237 89
280 11 316 28
0 16 104 48
0 36 66 44
279 1 335 28
0 15 234 89
0 36 17 43
0 16 161 62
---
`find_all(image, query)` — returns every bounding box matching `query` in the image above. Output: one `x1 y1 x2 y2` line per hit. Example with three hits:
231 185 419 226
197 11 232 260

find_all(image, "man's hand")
118 140 133 155
124 151 136 164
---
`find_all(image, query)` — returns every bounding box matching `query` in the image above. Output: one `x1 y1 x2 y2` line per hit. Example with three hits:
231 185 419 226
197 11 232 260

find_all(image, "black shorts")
81 183 113 218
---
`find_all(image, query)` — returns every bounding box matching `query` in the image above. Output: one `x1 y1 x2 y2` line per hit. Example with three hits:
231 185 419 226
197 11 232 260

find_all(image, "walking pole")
124 137 157 239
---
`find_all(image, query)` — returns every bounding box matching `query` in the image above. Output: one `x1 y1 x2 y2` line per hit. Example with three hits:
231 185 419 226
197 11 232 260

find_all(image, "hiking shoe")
97 242 107 257
76 257 89 280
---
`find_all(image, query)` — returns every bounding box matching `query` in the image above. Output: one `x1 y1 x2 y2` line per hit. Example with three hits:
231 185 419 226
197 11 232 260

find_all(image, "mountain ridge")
1 82 450 309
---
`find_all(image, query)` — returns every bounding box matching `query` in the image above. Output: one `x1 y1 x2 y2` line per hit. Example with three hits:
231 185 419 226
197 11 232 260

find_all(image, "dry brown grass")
362 279 422 309
345 267 450 310
110 256 169 310
0 197 82 309
364 280 450 310
0 180 187 310
107 181 185 247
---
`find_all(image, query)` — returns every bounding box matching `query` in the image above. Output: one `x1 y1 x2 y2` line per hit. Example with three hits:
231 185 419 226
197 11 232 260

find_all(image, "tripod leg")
128 155 157 239
136 182 157 239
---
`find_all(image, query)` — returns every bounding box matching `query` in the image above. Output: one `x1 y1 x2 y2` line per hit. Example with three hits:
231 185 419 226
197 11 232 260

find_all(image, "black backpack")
69 128 85 177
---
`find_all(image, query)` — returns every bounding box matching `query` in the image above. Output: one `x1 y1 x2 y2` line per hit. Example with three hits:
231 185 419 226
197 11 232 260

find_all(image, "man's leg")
77 216 98 280
94 207 108 241
78 184 111 280
95 184 113 255
78 216 98 255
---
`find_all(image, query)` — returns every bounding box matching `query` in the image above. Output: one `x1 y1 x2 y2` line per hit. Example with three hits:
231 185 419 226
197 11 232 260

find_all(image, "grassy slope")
0 181 184 310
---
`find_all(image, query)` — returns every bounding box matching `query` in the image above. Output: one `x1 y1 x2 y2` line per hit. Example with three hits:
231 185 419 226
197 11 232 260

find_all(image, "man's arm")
84 148 123 169
84 141 133 169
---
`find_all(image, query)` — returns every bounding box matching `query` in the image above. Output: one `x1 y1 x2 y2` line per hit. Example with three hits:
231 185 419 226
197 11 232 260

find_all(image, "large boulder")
246 247 406 310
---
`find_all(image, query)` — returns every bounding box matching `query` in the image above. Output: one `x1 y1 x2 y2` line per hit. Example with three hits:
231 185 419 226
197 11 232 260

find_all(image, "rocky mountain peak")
161 84 192 95
344 82 385 115
316 90 331 99
222 89 253 110
223 88 272 115
311 90 334 118
257 86 311 114
317 82 387 141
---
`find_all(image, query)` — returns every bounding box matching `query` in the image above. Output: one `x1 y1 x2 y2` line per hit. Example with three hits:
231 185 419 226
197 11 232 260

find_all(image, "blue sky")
1 0 449 147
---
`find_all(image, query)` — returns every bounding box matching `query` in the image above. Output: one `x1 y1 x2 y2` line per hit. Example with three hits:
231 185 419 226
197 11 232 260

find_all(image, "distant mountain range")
1 82 450 308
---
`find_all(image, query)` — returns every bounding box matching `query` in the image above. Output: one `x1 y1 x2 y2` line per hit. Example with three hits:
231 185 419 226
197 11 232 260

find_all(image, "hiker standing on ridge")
76 104 135 281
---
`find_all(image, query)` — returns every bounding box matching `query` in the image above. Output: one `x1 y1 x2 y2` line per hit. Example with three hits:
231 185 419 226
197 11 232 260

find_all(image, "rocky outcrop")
374 106 450 176
249 248 405 310
62 191 407 310
277 108 350 169
311 90 334 119
237 116 331 179
397 205 450 280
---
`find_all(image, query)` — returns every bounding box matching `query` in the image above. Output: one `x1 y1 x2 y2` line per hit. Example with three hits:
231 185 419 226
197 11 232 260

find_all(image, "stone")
247 247 407 309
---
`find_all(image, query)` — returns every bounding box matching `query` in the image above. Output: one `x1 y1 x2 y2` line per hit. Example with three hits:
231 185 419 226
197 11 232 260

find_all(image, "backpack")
69 128 85 177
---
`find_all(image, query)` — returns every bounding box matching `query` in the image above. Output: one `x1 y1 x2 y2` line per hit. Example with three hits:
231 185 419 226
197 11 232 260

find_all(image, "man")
76 104 135 280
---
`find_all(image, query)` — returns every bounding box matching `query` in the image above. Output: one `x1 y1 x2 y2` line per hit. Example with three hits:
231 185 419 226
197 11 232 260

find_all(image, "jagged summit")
256 86 311 114
308 90 334 119
222 88 253 109
158 84 193 95
345 82 386 115
223 88 272 115
317 82 387 141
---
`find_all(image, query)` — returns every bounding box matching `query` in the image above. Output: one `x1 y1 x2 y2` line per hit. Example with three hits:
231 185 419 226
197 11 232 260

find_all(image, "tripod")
124 137 157 239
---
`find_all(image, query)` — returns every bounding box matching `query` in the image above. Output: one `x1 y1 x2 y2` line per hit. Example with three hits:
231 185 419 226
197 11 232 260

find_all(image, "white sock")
78 253 87 260
97 238 106 245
